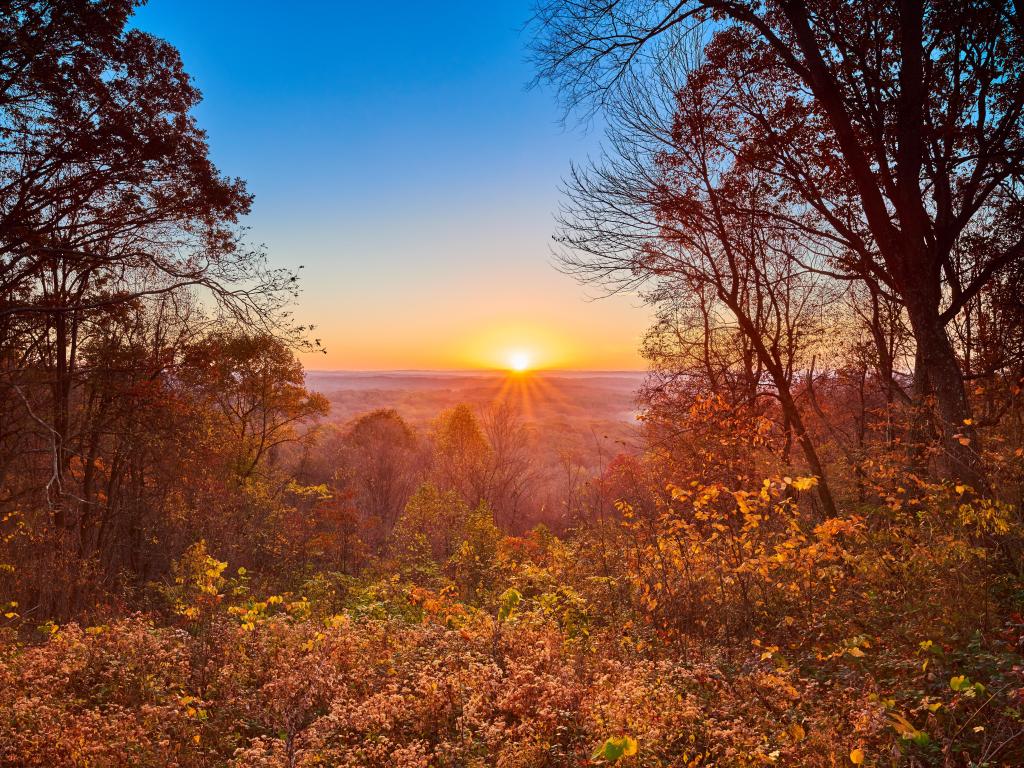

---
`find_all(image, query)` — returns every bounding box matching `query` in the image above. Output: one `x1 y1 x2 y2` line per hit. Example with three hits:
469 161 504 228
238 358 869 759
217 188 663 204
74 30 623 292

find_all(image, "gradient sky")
132 1 652 371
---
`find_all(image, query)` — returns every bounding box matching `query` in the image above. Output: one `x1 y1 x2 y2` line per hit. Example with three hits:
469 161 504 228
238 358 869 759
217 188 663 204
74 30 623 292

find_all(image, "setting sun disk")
508 352 531 372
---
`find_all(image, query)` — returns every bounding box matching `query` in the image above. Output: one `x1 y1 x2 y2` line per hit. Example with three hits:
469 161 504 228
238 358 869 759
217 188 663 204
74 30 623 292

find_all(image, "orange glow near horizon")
297 313 649 372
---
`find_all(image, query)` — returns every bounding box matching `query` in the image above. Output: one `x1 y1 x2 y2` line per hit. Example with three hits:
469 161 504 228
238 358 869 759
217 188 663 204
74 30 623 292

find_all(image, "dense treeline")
2 1 1024 766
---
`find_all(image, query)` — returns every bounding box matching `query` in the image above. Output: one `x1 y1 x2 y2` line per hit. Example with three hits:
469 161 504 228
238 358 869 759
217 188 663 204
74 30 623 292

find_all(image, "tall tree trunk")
904 293 988 492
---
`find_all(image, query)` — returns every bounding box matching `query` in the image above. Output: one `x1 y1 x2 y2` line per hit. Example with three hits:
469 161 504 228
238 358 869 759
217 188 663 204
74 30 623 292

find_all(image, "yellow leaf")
623 736 638 756
847 646 865 658
792 476 818 491
850 748 864 765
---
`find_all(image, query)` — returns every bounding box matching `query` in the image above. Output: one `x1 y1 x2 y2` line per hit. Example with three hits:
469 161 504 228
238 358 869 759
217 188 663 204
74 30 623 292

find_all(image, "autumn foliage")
2 1 1024 766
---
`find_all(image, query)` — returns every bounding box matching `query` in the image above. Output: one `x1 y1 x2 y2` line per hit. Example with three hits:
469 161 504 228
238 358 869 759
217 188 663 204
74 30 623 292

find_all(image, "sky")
132 1 652 371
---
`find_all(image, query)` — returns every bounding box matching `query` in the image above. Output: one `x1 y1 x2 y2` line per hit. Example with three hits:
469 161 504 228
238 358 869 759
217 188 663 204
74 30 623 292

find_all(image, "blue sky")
133 0 650 370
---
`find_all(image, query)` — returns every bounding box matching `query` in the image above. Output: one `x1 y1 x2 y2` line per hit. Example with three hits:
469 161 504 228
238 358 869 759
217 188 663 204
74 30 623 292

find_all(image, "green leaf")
592 735 638 762
497 588 522 622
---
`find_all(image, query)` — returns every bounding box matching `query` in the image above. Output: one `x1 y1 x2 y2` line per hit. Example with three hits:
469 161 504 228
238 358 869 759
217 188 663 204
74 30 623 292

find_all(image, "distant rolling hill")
305 369 648 473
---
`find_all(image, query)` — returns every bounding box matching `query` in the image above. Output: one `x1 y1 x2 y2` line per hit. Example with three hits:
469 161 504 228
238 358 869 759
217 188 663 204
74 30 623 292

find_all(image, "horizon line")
304 367 649 374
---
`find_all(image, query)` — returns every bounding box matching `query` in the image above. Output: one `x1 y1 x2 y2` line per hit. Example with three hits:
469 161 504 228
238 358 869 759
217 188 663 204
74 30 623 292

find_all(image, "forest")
1 1 1023 766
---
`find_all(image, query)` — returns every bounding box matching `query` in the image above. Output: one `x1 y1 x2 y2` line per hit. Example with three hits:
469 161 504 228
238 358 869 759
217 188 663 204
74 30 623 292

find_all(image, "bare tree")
532 0 1024 488
481 400 535 531
546 44 842 513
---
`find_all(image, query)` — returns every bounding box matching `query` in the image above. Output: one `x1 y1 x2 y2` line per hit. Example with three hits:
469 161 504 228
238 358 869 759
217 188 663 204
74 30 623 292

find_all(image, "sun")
507 351 531 373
